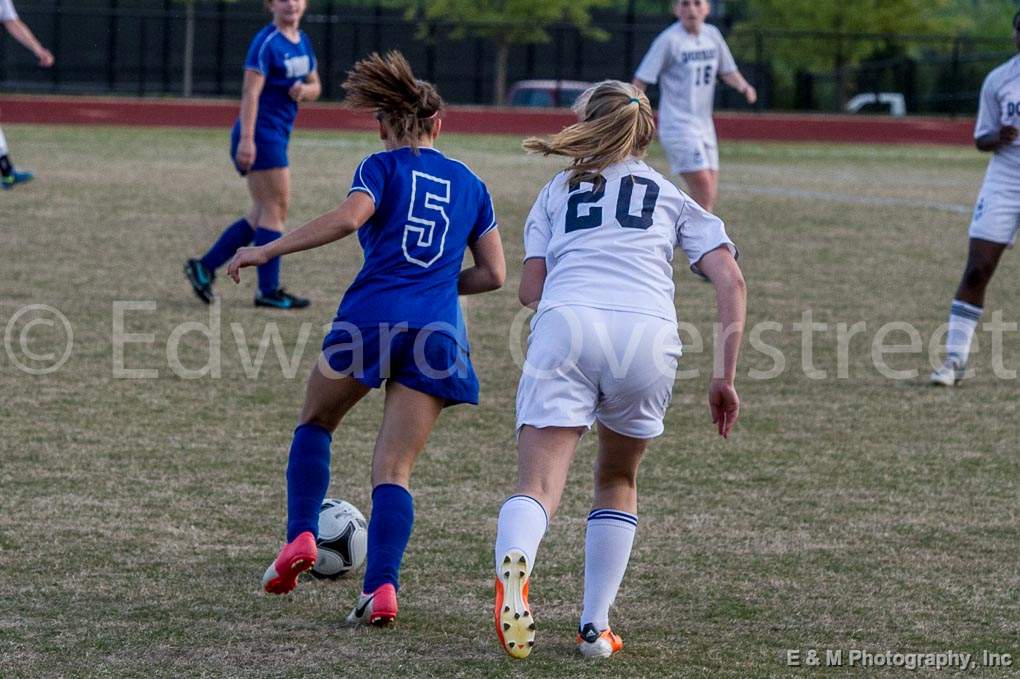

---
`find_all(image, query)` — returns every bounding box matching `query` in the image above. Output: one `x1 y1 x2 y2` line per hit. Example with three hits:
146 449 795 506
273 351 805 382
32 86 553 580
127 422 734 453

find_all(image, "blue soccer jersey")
337 147 498 350
243 24 316 139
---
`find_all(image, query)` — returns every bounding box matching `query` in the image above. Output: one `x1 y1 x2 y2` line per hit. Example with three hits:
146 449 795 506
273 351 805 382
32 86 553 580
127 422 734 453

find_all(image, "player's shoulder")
653 21 684 44
431 150 490 190
251 24 279 46
627 161 683 196
985 55 1020 90
703 23 726 40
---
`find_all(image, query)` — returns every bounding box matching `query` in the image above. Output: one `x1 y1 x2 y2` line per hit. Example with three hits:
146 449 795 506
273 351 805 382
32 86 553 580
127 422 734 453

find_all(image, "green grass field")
1 124 1018 678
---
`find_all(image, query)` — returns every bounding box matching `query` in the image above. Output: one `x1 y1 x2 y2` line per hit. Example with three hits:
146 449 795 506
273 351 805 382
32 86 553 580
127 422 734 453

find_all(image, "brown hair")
522 80 655 185
342 51 443 153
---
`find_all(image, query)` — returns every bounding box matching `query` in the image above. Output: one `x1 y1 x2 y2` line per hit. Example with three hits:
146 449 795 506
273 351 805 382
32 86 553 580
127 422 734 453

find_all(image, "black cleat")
184 258 215 304
254 287 310 310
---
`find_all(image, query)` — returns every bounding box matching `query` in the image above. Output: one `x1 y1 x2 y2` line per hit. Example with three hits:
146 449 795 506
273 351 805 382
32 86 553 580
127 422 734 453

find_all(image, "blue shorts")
320 322 480 407
230 120 289 176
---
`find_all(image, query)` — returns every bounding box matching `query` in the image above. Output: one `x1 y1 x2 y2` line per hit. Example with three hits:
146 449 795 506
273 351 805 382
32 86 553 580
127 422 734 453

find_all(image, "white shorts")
660 132 719 175
515 305 683 440
969 185 1020 246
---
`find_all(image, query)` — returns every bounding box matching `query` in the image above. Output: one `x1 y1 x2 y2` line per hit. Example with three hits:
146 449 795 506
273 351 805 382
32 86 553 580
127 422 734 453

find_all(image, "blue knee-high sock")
363 483 414 592
285 423 332 541
199 217 254 271
254 227 282 295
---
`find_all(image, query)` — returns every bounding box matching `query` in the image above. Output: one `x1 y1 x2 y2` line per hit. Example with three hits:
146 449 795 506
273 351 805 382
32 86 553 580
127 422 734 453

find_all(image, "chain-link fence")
0 0 1012 115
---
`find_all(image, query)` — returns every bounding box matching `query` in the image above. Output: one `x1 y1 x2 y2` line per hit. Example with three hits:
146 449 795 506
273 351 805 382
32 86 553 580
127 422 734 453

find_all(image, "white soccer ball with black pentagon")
311 499 368 579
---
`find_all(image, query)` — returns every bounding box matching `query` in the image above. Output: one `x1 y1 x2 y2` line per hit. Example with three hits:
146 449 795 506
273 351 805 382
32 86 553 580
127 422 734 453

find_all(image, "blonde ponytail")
523 80 655 185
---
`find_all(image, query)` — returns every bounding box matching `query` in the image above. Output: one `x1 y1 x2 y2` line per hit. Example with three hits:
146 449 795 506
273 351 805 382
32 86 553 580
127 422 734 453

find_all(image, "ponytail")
523 80 655 186
342 51 443 153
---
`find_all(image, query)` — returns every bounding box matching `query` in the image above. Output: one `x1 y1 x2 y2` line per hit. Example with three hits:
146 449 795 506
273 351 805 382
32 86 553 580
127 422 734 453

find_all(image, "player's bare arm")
227 191 375 282
975 126 1018 152
236 69 266 170
698 245 746 438
720 71 757 105
2 18 53 66
631 79 648 92
518 258 547 310
290 70 321 102
458 229 506 295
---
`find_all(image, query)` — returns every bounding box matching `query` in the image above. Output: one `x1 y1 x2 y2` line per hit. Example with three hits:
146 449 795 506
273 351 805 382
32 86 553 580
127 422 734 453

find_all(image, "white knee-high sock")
494 494 548 577
947 299 983 364
580 508 637 631
0 126 8 156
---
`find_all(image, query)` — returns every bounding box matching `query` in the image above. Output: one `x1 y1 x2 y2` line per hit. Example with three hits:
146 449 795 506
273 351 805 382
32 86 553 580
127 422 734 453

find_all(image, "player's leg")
495 425 584 658
575 310 679 656
263 363 372 594
247 168 309 309
346 381 445 625
186 126 263 302
932 238 1008 385
0 125 33 189
681 169 718 211
576 423 647 658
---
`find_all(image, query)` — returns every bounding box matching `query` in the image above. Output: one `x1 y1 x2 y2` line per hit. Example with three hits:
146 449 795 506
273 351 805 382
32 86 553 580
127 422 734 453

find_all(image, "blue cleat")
255 287 310 309
184 258 216 304
2 169 34 190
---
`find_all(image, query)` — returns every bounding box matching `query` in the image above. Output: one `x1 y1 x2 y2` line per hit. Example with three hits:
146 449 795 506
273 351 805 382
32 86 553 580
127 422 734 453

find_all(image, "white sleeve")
974 72 1001 140
523 182 554 261
716 31 737 76
0 0 18 21
676 197 737 278
634 30 671 85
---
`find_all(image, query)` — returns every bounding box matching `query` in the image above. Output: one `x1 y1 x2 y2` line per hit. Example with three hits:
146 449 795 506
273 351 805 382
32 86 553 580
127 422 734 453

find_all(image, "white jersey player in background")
492 80 746 660
931 11 1020 386
0 0 54 189
632 0 756 211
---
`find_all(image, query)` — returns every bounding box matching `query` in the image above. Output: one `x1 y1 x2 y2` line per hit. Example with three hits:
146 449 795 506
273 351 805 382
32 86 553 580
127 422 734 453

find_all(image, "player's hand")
235 138 256 172
37 49 55 68
999 126 1018 146
708 378 740 439
289 82 305 102
743 85 757 105
227 246 269 283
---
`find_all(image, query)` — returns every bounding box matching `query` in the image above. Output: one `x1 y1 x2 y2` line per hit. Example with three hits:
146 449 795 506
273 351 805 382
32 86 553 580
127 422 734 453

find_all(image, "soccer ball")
310 498 368 579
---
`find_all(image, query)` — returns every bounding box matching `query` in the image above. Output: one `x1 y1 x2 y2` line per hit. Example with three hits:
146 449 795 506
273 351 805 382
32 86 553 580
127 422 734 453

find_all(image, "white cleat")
930 357 966 386
495 549 535 658
345 583 398 626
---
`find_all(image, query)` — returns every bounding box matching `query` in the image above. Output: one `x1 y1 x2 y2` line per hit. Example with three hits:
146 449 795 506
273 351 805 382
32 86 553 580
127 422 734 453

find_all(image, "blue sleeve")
469 183 498 244
349 154 386 206
244 29 271 74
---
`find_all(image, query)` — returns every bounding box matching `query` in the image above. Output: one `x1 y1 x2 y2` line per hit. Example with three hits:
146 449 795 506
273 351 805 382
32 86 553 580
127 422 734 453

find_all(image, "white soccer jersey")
975 54 1020 190
524 158 736 323
0 0 18 21
634 22 737 144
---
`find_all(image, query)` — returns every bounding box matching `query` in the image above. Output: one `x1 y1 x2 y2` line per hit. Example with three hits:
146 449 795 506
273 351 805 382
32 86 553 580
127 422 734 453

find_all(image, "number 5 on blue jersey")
404 171 451 268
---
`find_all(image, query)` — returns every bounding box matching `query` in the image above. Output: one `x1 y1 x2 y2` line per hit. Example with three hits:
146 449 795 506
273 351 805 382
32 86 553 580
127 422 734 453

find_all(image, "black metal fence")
0 0 1014 115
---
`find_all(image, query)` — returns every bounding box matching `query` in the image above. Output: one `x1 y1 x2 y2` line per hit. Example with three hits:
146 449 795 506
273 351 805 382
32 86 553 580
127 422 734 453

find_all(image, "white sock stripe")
587 509 638 527
504 494 548 529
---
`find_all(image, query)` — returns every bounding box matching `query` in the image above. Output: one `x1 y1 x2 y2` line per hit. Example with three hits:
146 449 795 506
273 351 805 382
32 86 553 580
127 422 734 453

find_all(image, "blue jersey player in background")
227 51 505 625
185 0 319 309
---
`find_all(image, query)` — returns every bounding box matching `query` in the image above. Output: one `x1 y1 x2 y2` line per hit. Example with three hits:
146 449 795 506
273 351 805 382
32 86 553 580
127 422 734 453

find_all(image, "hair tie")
628 97 641 105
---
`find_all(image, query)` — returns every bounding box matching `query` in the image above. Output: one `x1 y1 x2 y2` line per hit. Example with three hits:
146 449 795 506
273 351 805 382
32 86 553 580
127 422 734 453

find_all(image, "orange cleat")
346 582 398 626
576 623 623 658
495 549 535 659
262 531 317 595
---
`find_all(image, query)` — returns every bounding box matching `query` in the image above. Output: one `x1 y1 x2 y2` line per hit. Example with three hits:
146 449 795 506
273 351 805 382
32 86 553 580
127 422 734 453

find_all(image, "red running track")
0 94 976 145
